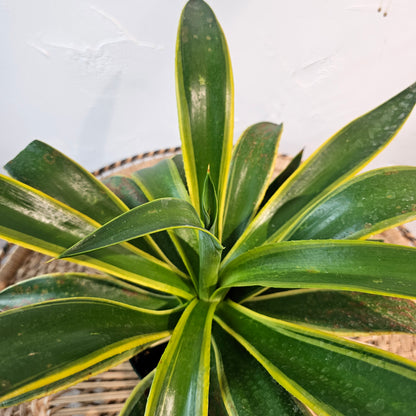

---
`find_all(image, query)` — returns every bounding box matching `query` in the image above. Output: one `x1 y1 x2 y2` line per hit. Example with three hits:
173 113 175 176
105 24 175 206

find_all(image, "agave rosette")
1 1 416 414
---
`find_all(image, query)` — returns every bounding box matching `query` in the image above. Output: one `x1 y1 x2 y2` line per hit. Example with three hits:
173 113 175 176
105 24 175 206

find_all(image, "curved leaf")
202 169 218 231
172 154 187 188
176 0 234 224
0 175 194 299
145 299 216 416
215 301 416 415
244 289 416 335
0 299 184 407
102 175 148 209
132 159 199 279
5 141 176 262
222 123 282 247
212 323 312 415
208 348 229 416
60 198 221 258
5 140 127 223
220 240 416 299
102 174 170 258
258 149 304 211
0 273 179 311
120 370 154 416
198 231 222 300
132 159 190 202
224 82 416 265
283 166 416 241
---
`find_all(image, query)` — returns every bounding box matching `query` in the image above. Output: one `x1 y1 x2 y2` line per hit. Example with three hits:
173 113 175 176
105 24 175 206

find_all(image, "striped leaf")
5 140 127 224
220 240 416 299
211 322 312 415
0 299 184 407
120 370 155 416
0 273 179 311
224 82 416 265
284 166 416 241
244 289 416 335
259 149 304 211
132 159 199 279
102 175 148 209
145 299 216 416
176 0 234 228
60 198 221 258
0 175 193 299
222 123 282 247
215 301 416 415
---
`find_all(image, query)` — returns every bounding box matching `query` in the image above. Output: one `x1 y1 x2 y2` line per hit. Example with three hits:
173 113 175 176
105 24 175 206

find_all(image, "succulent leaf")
102 175 148 209
220 240 416 299
222 122 282 248
244 289 416 335
120 370 155 416
145 299 216 416
133 159 200 281
5 140 127 223
215 301 416 416
60 198 221 258
0 273 179 312
0 299 184 407
224 82 416 265
0 175 194 298
259 148 304 210
0 0 415 414
285 166 416 241
212 323 312 415
176 0 233 226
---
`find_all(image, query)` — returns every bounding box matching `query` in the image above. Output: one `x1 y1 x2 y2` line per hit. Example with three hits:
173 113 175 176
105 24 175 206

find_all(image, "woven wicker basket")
1 149 415 416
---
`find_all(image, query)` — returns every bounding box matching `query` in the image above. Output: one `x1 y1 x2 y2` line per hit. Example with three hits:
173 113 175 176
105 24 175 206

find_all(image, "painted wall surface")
1 1 415 232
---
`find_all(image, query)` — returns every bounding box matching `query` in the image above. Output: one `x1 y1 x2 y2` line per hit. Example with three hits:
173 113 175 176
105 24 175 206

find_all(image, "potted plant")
1 0 416 414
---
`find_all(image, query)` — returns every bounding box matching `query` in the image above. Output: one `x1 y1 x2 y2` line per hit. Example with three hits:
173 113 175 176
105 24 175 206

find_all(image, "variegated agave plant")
1 0 416 414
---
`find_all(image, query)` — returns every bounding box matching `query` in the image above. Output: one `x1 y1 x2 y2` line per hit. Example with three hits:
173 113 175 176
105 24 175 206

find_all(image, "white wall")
1 0 415 232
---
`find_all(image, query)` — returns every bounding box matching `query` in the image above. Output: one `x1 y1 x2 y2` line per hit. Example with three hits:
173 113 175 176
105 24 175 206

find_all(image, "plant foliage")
1 1 416 414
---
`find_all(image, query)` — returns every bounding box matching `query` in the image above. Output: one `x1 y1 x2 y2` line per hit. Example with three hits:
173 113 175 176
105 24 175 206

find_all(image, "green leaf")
215 301 416 415
172 154 187 187
220 240 416 299
202 168 218 231
208 348 228 416
6 141 178 265
212 322 311 416
0 273 179 311
133 159 200 280
0 299 184 407
198 231 222 300
244 289 416 335
102 175 148 209
5 140 127 224
176 0 233 223
0 175 194 299
224 82 416 265
283 166 416 241
222 123 282 247
120 370 154 416
132 159 190 203
60 198 221 258
4 141 172 261
258 148 304 211
145 299 216 416
102 174 171 259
